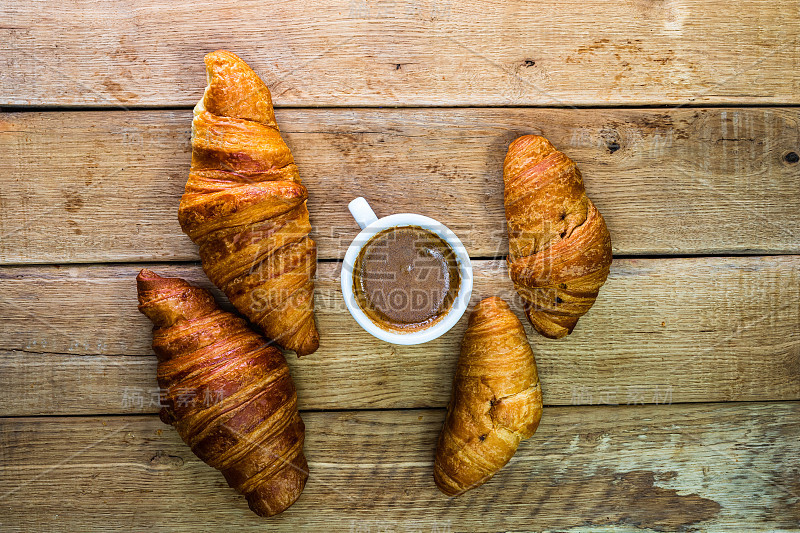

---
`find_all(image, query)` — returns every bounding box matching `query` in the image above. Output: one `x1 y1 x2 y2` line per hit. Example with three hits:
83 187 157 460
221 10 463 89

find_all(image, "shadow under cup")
352 225 461 334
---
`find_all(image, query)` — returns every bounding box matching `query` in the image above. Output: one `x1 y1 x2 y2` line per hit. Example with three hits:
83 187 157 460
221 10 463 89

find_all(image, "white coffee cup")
341 197 473 345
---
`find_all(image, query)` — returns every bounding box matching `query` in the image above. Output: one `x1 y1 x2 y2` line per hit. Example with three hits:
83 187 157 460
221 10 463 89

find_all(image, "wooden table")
1 1 799 531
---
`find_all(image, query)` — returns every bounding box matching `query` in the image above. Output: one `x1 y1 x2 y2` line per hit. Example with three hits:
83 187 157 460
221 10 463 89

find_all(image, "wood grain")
2 256 798 416
1 107 799 264
2 3 798 530
2 1 799 107
1 402 798 531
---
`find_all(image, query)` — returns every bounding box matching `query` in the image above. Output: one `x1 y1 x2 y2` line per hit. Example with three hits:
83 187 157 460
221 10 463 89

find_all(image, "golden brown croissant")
178 50 319 356
136 269 308 517
434 297 542 496
504 135 613 339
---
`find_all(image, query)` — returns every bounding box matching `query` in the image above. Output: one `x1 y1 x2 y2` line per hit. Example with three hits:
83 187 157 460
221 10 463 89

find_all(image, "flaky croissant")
136 269 308 517
178 50 319 356
434 297 542 496
504 135 613 339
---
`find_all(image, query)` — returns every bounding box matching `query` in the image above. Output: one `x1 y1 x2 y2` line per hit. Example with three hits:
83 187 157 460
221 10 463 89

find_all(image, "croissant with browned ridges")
504 135 613 339
434 297 543 496
178 50 319 356
136 269 308 517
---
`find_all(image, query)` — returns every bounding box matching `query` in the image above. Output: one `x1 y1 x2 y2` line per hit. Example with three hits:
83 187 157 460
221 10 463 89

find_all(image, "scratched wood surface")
2 1 800 107
1 257 798 416
1 403 799 531
1 107 799 264
3 1 800 531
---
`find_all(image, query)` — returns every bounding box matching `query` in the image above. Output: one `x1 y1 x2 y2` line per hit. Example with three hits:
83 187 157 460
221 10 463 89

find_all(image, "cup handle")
348 197 379 229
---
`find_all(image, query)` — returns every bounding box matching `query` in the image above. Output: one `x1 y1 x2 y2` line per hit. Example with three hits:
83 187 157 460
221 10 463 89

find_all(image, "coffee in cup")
352 225 461 333
341 197 473 345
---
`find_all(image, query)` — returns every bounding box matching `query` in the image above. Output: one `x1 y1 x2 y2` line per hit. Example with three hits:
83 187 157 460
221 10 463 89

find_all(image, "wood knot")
148 451 184 471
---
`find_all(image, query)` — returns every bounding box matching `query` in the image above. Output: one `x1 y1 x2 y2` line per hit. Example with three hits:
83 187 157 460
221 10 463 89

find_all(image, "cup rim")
341 213 473 345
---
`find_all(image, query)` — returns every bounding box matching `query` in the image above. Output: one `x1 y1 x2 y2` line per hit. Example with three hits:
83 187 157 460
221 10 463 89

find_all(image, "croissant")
434 297 542 496
504 135 613 339
136 269 308 517
178 50 319 356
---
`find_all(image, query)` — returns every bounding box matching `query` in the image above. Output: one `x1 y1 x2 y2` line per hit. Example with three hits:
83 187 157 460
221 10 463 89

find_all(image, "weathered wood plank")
1 257 797 416
1 107 799 264
2 1 799 107
1 402 798 531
